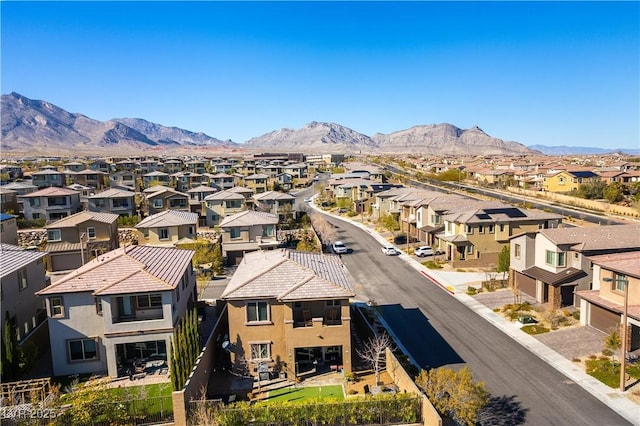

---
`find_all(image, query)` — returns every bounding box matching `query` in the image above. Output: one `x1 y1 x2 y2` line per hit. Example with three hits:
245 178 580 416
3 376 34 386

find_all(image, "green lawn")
108 382 172 399
267 385 344 402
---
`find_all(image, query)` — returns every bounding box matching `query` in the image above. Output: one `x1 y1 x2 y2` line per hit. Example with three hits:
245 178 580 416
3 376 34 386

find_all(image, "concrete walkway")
312 205 640 425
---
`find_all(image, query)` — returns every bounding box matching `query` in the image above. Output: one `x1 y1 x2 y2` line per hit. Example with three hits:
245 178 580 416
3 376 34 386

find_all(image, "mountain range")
1 92 635 156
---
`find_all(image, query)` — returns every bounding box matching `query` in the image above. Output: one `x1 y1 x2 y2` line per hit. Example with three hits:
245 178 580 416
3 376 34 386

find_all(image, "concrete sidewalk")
314 206 640 425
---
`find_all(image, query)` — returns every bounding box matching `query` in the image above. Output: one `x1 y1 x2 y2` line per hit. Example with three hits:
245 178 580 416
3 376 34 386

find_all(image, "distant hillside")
8 91 629 157
244 121 378 152
246 122 535 155
528 144 640 156
1 92 237 154
371 124 532 155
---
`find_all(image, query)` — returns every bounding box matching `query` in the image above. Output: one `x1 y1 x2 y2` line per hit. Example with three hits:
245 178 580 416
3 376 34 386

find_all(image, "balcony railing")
112 309 163 323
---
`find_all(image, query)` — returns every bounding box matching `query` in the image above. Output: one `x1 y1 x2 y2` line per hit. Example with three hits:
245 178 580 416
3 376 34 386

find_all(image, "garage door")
590 304 619 333
516 272 536 298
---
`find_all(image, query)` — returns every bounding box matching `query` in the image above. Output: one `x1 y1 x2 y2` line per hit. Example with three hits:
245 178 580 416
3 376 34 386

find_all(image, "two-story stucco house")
0 244 49 346
543 170 600 193
438 204 563 268
144 187 189 216
575 251 640 353
219 210 279 265
88 188 137 217
44 211 120 272
1 213 18 245
510 224 640 309
221 249 355 379
36 245 196 378
203 190 247 228
20 187 83 222
244 174 269 194
252 191 296 218
136 210 198 247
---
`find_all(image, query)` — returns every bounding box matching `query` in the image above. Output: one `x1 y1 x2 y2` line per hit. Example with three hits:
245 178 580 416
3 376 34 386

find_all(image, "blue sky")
2 1 639 149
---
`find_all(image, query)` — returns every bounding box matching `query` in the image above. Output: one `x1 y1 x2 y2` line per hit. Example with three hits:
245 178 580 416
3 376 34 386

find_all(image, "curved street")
319 213 632 425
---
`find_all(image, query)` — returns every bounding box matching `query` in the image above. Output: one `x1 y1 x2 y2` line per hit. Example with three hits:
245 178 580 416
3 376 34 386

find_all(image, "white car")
414 246 442 257
332 241 348 254
381 246 399 256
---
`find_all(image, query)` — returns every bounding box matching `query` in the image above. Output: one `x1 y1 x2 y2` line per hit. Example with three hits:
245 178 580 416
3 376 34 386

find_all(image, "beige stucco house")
221 249 355 379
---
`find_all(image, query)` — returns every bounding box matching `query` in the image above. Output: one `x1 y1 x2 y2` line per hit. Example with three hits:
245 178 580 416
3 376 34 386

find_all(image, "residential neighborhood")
1 152 639 425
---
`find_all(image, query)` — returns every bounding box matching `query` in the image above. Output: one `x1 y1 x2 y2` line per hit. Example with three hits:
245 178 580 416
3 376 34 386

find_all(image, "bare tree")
356 333 393 385
309 212 336 246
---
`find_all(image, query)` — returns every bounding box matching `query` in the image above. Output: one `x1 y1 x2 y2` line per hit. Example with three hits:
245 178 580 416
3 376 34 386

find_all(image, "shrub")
424 260 443 269
466 286 478 296
344 372 358 383
572 357 581 363
601 349 614 358
521 325 550 335
347 389 358 395
572 311 580 321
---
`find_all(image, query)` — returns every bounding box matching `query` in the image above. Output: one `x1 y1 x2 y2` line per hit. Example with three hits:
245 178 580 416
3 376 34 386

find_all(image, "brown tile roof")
221 249 354 301
588 251 640 278
36 245 194 296
521 266 587 287
45 211 119 228
219 210 278 227
20 187 78 197
575 290 640 322
540 224 640 252
136 209 198 228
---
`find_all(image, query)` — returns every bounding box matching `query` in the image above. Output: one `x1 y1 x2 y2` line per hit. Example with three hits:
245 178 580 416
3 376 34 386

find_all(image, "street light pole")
620 278 629 392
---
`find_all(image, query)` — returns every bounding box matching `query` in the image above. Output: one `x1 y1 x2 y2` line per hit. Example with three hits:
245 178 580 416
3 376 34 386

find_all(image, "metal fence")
0 396 174 426
188 396 422 426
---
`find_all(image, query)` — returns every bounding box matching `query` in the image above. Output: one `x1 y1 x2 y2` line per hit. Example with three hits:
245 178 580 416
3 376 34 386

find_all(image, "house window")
94 199 106 208
250 342 270 361
159 228 169 240
514 244 521 259
488 224 494 233
246 301 269 323
545 250 566 267
137 294 163 308
432 215 441 225
499 224 505 232
613 273 627 292
17 268 28 291
466 245 474 254
188 226 194 236
95 297 102 314
478 225 484 234
465 225 473 234
33 213 41 220
47 229 62 242
230 228 241 239
87 227 96 239
263 225 274 237
29 198 41 207
545 250 555 266
142 228 149 238
50 297 64 317
68 338 98 361
325 300 341 307
153 199 163 208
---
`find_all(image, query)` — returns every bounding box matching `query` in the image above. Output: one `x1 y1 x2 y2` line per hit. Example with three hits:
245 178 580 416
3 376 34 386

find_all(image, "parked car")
393 234 418 244
415 246 443 257
332 241 348 254
381 246 399 256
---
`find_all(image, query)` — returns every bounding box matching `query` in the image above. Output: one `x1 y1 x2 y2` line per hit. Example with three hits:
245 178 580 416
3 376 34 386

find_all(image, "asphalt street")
323 214 631 426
